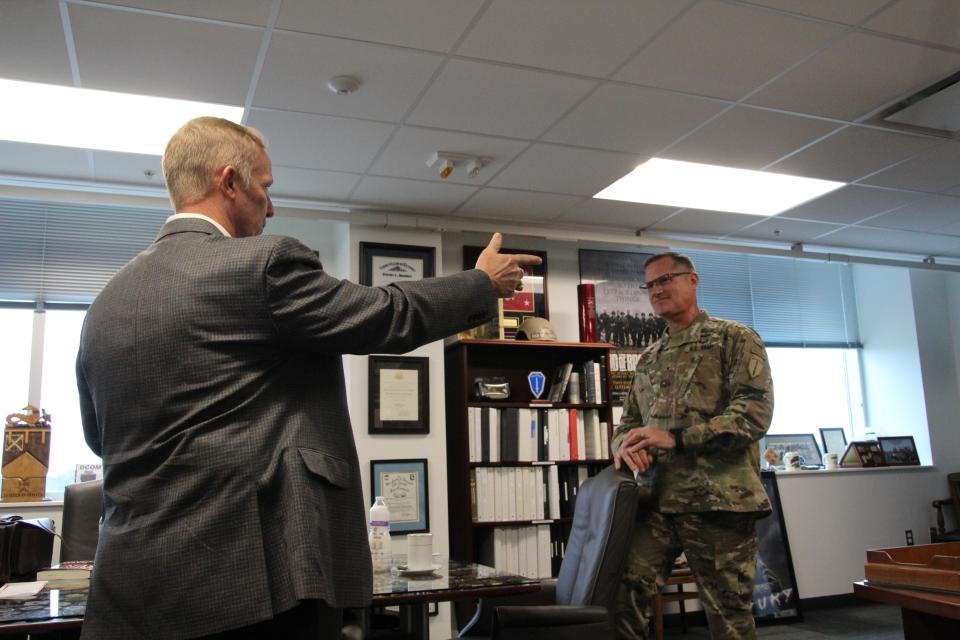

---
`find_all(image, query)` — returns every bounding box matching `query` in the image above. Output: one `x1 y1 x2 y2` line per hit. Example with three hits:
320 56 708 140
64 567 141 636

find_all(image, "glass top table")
0 558 539 639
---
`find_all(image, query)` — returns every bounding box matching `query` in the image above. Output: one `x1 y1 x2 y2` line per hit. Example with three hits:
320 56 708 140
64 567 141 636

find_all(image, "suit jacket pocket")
298 447 351 488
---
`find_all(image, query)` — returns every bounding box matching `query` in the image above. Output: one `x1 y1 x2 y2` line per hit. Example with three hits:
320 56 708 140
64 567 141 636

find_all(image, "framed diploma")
369 355 429 435
370 458 430 534
360 242 435 286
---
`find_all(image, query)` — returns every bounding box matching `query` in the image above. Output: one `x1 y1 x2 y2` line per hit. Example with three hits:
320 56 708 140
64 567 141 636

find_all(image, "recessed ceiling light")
0 78 244 155
594 158 845 216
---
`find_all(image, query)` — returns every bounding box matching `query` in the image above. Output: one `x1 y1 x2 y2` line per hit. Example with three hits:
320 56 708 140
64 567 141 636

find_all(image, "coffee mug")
407 533 433 570
782 451 802 471
823 452 840 470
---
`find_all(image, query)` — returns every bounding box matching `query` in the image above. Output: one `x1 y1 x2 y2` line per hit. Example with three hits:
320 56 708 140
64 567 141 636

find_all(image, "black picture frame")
370 458 430 534
754 471 802 623
463 245 548 339
760 433 823 467
360 242 435 286
369 355 429 435
819 427 847 455
878 436 921 466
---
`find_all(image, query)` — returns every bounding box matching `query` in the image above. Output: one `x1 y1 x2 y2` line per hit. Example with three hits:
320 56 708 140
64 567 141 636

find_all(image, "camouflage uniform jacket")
612 311 773 514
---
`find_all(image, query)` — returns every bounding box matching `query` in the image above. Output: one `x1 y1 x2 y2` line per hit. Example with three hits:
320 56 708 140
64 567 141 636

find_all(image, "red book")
568 408 580 460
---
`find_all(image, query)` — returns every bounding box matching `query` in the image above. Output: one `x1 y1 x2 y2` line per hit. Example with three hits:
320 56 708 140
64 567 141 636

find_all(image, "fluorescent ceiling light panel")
594 158 845 216
0 78 244 155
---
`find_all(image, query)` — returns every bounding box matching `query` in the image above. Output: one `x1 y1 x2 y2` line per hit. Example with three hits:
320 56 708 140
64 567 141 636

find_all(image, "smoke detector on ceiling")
327 75 361 95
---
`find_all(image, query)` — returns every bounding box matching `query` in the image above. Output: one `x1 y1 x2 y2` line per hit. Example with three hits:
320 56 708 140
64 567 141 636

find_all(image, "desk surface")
854 580 960 621
0 559 538 634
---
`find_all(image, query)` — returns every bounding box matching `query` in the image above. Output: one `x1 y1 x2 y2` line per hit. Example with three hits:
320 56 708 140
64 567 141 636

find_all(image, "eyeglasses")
639 271 693 291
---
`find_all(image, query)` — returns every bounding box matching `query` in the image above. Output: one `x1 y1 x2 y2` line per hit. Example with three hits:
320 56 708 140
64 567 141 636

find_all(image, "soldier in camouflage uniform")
612 252 774 640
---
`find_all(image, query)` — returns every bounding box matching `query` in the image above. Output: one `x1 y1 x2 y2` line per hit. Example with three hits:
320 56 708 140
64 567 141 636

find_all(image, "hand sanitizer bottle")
369 496 392 573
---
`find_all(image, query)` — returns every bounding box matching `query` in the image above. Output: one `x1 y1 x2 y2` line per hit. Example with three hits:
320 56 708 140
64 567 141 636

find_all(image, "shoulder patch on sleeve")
748 354 764 379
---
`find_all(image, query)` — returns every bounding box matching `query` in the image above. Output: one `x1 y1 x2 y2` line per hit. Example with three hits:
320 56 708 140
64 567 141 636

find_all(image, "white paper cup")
823 452 839 470
407 533 433 570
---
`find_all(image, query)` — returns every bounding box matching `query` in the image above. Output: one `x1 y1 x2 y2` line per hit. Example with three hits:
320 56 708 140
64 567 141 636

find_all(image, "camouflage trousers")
615 510 759 640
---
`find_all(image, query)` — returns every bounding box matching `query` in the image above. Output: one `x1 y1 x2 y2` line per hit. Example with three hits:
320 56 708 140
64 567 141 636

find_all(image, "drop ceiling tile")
271 166 360 201
815 225 960 256
748 32 960 120
458 0 686 76
490 144 641 196
0 141 92 181
557 198 677 228
351 176 476 214
865 0 960 49
614 0 842 101
861 142 960 193
933 219 960 236
543 83 725 155
868 194 960 232
276 0 483 52
91 151 163 186
369 128 528 185
729 217 844 243
254 31 443 122
69 4 261 103
406 59 594 139
0 0 73 85
662 106 840 169
87 0 272 25
742 0 890 24
768 126 942 182
456 188 581 220
247 109 396 173
648 209 761 236
778 185 920 224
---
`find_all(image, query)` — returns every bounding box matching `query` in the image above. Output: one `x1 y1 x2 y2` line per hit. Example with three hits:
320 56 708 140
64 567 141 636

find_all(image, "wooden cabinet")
443 339 615 582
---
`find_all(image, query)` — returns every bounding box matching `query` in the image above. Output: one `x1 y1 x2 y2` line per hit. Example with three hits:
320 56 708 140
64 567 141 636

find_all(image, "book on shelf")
477 522 571 579
36 560 93 583
548 363 574 403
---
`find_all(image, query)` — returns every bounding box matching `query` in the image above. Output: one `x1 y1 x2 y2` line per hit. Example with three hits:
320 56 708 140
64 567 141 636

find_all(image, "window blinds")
684 248 861 347
0 197 168 303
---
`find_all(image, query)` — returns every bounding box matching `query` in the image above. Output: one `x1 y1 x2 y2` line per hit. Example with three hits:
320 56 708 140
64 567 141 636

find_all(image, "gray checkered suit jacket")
76 218 495 639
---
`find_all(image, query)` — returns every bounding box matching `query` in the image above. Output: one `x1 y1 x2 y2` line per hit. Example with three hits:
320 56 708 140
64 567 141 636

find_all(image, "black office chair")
459 465 644 640
59 479 103 562
932 472 960 543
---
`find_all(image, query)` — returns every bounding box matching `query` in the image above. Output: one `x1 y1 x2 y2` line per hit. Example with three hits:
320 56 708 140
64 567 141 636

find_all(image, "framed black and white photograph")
369 356 429 435
761 433 823 467
360 242 435 287
819 427 847 455
754 471 802 623
878 436 920 466
463 245 548 339
370 459 429 534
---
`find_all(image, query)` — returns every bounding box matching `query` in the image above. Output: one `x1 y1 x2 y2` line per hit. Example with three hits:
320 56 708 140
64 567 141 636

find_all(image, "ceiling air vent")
870 70 960 138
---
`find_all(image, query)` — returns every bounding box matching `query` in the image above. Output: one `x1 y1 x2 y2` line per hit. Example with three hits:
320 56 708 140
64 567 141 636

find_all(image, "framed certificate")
360 242 435 286
369 355 429 435
370 458 429 534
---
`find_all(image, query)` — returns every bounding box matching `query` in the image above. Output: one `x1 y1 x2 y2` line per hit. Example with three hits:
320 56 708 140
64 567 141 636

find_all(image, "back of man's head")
162 117 266 210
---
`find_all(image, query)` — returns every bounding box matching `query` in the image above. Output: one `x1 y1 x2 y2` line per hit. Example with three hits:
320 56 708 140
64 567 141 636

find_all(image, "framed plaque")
760 433 823 467
369 355 429 435
819 427 847 455
370 458 429 534
462 245 548 339
878 436 920 466
360 242 435 286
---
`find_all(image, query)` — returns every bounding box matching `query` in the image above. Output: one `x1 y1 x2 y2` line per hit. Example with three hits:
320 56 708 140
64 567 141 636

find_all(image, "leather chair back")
60 480 103 562
555 466 640 609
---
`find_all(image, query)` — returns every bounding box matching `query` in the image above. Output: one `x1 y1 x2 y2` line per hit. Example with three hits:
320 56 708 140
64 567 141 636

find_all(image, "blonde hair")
162 117 267 209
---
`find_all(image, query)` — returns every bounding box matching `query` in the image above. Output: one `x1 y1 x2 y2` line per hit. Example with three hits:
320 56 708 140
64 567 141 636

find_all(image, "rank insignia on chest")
528 371 546 399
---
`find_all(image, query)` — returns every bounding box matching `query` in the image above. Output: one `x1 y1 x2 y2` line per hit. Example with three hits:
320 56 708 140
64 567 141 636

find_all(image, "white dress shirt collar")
166 213 232 238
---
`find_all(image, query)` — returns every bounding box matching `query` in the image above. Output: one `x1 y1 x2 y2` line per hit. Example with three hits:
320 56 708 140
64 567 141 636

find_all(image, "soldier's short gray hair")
644 252 696 273
162 117 266 209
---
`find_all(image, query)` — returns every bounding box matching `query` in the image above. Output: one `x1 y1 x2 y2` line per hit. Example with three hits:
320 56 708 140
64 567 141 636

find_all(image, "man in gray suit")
76 117 538 639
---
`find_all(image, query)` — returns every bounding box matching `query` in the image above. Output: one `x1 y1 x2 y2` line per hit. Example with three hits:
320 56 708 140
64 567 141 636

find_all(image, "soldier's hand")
475 233 543 298
615 444 654 473
615 426 676 472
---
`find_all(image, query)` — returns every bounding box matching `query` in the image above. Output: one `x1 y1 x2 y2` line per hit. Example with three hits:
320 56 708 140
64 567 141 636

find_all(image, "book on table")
36 560 93 582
